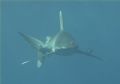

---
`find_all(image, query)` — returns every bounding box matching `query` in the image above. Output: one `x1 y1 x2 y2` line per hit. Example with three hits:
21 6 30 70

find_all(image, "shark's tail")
77 49 103 61
37 51 46 68
19 32 46 68
21 51 46 68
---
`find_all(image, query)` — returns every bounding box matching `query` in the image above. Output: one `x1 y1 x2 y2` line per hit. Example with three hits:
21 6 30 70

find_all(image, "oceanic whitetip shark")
19 10 103 68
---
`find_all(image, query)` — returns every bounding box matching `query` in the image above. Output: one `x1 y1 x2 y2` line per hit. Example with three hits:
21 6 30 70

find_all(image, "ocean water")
2 2 120 84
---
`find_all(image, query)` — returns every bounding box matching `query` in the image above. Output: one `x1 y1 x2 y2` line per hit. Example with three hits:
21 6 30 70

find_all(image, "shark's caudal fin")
59 10 64 31
21 51 45 68
19 32 44 49
37 51 45 68
77 50 103 61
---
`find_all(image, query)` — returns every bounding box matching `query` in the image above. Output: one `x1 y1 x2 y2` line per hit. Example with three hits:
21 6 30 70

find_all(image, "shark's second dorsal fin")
59 10 64 31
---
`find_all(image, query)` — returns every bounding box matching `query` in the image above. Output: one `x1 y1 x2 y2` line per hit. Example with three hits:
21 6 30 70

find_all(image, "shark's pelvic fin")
59 10 64 31
19 32 44 49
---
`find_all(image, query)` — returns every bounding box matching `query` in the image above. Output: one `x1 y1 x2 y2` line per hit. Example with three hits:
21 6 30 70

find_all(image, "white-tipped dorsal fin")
59 10 64 31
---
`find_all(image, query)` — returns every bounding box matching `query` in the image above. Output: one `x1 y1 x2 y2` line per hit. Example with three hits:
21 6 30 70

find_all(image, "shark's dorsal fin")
59 10 64 31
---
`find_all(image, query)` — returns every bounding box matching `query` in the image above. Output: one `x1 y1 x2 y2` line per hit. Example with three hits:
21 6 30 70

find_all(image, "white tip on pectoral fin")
59 10 64 31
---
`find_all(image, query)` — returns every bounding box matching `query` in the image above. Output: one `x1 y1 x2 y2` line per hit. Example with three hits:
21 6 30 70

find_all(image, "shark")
19 10 103 68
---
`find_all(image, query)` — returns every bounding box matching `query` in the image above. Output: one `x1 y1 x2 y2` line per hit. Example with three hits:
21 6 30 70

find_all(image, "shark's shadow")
19 10 103 68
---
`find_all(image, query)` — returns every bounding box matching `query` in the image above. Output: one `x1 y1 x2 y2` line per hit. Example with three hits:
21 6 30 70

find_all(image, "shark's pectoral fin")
77 49 103 61
19 32 44 49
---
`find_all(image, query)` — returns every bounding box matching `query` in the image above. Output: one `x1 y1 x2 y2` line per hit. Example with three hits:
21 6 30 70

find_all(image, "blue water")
2 2 120 84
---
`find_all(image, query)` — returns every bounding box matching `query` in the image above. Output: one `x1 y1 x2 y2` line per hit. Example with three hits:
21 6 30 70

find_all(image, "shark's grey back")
54 31 78 49
46 10 78 51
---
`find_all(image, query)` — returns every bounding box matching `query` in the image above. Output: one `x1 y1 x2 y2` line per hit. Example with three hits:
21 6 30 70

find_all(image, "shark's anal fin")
59 10 64 31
